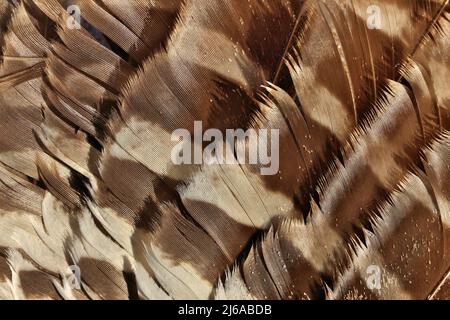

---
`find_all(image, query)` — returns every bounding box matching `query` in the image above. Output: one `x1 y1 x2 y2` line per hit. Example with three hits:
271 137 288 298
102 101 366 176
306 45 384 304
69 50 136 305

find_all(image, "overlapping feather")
0 0 448 300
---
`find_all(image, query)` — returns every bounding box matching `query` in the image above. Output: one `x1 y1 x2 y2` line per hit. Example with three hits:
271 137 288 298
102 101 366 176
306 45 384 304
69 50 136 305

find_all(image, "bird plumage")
0 0 448 300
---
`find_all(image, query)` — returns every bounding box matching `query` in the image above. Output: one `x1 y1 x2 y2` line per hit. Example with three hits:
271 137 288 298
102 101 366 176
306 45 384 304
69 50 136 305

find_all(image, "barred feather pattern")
0 0 449 300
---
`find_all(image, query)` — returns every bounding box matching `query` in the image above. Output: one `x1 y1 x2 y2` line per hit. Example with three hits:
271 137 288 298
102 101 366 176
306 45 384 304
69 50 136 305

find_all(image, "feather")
329 134 450 300
0 0 449 300
215 132 450 300
7 250 61 300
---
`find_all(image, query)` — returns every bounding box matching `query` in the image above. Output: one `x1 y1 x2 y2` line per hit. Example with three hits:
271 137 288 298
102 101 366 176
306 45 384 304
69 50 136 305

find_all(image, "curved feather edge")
214 132 450 300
